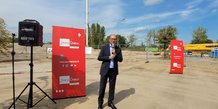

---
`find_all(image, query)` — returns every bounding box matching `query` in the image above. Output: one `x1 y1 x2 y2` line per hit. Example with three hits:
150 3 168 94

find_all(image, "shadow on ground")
2 81 99 109
103 88 135 107
3 82 135 109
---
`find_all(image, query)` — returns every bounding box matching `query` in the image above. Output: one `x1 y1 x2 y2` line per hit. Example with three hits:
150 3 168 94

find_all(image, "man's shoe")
108 102 117 109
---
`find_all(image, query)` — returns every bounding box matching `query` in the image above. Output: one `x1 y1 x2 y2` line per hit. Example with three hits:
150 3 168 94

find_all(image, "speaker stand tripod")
9 45 56 109
10 33 16 109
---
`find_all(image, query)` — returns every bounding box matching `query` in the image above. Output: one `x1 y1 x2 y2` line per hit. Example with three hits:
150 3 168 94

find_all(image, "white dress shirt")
109 45 114 68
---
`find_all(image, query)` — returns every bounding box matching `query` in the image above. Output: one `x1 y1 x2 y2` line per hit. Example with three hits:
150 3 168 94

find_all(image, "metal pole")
184 50 186 67
145 44 149 63
28 46 34 108
86 0 89 47
11 33 16 109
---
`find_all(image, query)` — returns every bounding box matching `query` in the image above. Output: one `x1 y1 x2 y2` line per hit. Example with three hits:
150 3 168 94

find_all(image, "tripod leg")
8 84 29 109
27 83 33 109
28 46 34 108
33 83 56 104
27 93 29 109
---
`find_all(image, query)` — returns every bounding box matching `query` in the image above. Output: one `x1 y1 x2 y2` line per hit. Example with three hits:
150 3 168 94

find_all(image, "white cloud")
134 24 160 32
0 0 86 34
185 0 218 17
187 0 203 9
186 0 218 17
113 8 199 43
0 0 125 41
107 28 134 37
89 0 124 29
124 15 160 24
180 9 199 17
124 8 198 25
144 0 164 6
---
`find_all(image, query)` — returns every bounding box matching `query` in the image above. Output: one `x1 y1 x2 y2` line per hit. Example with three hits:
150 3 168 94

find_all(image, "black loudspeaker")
18 19 43 46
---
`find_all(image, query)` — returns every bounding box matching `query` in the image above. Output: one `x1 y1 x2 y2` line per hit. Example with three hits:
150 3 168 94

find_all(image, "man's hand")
109 47 116 60
109 54 116 60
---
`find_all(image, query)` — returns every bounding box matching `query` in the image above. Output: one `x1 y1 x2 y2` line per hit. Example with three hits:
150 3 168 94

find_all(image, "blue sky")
0 0 218 44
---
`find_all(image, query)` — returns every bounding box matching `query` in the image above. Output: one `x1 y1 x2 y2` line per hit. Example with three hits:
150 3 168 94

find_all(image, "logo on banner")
173 62 181 68
59 76 70 84
60 38 70 47
173 45 182 51
59 38 80 49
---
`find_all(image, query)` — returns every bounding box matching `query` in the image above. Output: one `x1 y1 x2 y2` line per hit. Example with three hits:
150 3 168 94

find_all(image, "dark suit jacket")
98 44 123 76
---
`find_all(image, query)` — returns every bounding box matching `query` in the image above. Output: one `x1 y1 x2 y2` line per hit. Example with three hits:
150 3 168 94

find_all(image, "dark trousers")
98 68 117 106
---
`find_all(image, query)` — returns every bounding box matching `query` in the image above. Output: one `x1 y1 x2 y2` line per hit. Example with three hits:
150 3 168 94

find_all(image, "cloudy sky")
0 0 218 44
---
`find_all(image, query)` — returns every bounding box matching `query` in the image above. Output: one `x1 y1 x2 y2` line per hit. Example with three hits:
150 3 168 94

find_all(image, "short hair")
108 34 116 39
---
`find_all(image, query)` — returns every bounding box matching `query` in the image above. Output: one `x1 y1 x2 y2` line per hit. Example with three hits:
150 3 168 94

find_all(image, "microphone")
111 45 115 54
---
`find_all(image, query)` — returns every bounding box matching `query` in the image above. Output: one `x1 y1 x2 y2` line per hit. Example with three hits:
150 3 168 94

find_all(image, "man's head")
108 34 117 46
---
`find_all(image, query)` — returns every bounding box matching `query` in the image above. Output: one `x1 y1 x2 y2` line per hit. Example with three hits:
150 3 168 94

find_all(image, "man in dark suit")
97 34 123 109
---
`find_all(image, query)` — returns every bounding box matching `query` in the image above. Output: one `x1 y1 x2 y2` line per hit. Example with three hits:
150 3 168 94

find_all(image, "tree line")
145 26 214 51
88 23 129 48
88 23 215 51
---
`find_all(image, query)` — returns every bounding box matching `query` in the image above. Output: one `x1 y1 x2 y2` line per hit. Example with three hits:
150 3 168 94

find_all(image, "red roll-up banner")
170 40 184 74
52 26 86 99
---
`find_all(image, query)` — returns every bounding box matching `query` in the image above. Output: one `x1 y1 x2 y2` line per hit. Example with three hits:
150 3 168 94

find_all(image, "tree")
99 26 105 46
96 23 101 46
127 34 136 47
207 39 213 43
157 26 177 58
88 24 92 46
191 27 213 44
92 23 98 46
157 26 177 49
0 18 11 54
116 34 126 47
146 30 158 46
90 23 96 46
88 23 106 48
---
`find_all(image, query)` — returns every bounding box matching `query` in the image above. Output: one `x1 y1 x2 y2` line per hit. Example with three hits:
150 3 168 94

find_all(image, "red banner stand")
170 40 184 74
52 26 86 99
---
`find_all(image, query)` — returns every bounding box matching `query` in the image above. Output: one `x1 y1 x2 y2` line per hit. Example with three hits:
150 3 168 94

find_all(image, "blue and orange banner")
170 40 184 74
52 26 86 99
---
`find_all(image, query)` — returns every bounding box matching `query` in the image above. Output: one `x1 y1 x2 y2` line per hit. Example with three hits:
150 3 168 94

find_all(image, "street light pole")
86 0 89 47
145 38 149 63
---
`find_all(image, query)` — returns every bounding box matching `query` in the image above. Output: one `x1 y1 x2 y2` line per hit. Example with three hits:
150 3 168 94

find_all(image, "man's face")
109 35 117 45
